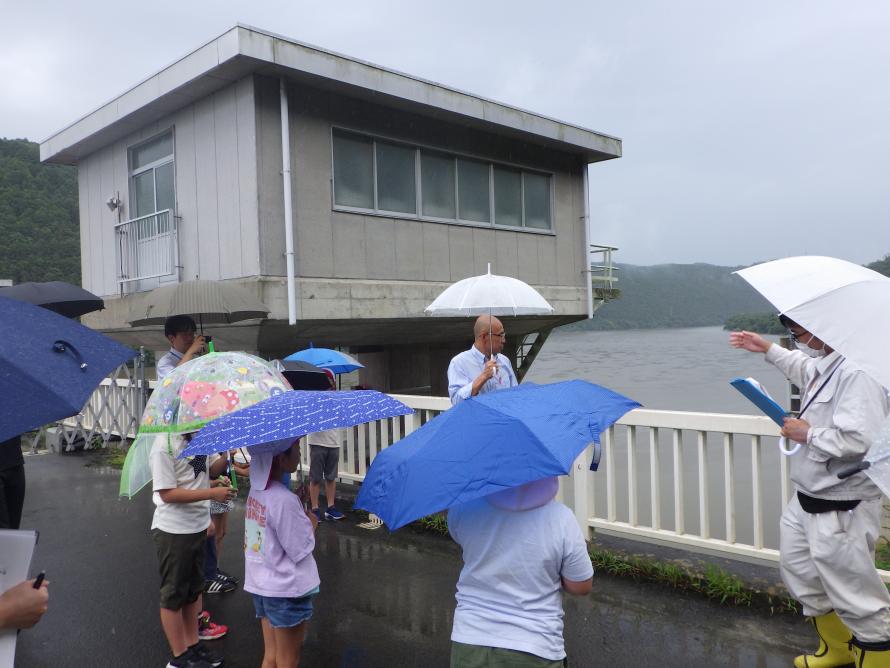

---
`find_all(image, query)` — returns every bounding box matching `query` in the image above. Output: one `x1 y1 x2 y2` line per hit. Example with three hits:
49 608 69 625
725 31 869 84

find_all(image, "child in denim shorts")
245 438 319 667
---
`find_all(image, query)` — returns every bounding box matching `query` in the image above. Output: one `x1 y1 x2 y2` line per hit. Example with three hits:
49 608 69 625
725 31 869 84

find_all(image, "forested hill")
566 262 774 331
0 138 79 284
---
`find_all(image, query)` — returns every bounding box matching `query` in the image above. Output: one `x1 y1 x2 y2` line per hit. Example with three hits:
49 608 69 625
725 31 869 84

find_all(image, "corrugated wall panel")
235 77 260 277
193 95 222 280
214 87 243 279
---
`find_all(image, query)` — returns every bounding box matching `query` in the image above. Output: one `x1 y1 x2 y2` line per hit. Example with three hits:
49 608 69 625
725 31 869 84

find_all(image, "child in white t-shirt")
447 477 593 667
150 433 234 668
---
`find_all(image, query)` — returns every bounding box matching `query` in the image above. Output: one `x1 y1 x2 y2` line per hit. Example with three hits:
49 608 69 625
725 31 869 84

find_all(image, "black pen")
32 572 45 589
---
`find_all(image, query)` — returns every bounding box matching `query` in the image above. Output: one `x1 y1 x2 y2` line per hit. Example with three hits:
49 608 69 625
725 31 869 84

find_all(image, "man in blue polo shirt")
447 315 517 405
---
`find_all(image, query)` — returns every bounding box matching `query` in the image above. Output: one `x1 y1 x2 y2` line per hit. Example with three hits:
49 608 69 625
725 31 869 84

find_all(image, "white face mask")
795 338 827 358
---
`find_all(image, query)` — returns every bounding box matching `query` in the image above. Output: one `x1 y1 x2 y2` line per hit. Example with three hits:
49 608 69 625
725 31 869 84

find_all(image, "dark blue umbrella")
0 296 137 442
179 389 413 457
354 380 641 530
0 281 104 319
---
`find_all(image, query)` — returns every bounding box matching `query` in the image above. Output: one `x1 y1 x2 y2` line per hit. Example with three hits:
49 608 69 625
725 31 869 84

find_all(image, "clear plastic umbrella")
425 263 554 363
119 351 290 497
424 263 554 317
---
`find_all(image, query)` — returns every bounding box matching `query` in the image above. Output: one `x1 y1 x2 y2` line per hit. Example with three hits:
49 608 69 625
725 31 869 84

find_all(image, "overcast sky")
2 1 888 267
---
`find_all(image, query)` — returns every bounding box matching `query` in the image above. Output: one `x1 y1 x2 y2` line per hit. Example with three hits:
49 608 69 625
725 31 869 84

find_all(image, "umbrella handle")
778 436 801 457
837 461 870 480
53 339 87 370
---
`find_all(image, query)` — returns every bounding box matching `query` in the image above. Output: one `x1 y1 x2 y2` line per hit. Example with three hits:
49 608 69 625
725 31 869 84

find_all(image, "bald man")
447 315 518 405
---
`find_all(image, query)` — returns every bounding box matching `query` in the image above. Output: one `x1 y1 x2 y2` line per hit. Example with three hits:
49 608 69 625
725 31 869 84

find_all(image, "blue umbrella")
0 296 137 442
179 389 413 457
284 344 363 375
354 380 641 530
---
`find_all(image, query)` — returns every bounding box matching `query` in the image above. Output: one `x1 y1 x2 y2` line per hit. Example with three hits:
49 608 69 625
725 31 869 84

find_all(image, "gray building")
40 25 621 394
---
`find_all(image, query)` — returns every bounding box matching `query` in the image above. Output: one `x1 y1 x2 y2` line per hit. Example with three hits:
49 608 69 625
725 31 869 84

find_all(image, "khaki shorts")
152 529 206 610
450 642 567 668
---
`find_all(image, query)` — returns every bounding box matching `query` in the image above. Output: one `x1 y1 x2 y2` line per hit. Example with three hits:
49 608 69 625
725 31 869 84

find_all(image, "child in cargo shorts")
150 432 234 668
308 369 345 522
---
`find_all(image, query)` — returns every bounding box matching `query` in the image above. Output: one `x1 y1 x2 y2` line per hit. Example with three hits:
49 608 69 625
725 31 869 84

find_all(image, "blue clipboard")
729 377 789 427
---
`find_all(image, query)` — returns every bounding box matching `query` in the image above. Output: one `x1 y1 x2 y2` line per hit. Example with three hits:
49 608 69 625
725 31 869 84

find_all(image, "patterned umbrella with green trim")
119 351 290 498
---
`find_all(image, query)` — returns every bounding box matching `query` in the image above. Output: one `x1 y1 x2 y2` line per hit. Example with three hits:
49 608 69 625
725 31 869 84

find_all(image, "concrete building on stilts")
40 25 620 394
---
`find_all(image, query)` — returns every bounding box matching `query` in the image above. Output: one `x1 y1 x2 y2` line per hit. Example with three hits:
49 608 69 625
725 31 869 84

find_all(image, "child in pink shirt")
245 439 319 667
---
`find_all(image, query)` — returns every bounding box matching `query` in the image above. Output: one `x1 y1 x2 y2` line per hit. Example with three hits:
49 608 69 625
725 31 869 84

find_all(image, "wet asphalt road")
14 451 811 667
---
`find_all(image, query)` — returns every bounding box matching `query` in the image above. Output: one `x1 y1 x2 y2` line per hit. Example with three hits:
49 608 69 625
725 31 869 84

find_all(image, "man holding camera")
157 315 207 380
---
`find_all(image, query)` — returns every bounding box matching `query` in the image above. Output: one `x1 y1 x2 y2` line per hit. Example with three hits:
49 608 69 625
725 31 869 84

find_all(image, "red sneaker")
198 611 228 640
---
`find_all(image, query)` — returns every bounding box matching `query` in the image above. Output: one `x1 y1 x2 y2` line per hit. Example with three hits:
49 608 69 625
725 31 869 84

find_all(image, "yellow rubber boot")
793 611 855 668
850 637 890 667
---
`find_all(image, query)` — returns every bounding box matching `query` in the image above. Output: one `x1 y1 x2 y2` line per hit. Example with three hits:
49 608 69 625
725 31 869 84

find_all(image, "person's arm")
448 358 474 405
273 495 316 561
502 356 519 388
208 455 229 478
730 331 812 390
764 343 815 390
561 576 593 595
176 336 206 368
156 355 176 380
305 504 319 531
158 486 234 504
448 358 497 405
802 371 889 460
0 579 49 630
559 510 595 596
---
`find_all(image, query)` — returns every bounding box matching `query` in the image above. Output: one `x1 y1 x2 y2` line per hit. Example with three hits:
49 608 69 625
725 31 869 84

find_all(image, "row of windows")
332 130 553 231
125 129 554 233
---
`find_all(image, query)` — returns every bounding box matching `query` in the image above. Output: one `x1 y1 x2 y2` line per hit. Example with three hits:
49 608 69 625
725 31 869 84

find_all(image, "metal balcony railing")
115 209 178 286
590 243 619 303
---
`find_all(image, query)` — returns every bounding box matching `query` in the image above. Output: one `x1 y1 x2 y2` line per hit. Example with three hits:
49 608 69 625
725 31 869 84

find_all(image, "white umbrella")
424 264 554 317
735 256 890 390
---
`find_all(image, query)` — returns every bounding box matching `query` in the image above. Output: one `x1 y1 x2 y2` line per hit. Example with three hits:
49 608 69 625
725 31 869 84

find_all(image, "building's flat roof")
40 25 621 165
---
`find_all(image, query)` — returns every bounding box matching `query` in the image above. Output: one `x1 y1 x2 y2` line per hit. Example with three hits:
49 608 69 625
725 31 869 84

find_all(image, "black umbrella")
0 281 104 319
274 360 333 391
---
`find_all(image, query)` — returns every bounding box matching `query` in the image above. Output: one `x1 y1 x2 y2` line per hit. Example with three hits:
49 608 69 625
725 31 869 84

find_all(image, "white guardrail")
61 379 890 579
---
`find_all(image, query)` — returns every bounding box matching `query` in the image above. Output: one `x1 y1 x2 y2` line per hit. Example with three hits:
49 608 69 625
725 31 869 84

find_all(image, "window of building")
332 129 552 231
421 150 455 219
129 131 175 228
332 132 374 209
376 141 416 214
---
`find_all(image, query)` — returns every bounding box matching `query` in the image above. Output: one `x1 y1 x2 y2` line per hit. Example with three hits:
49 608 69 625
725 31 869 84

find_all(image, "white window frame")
128 129 176 218
330 127 555 235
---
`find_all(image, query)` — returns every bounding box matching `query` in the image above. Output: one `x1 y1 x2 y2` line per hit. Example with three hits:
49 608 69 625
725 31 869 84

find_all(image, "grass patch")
104 449 127 469
876 539 890 571
418 514 449 536
589 545 798 614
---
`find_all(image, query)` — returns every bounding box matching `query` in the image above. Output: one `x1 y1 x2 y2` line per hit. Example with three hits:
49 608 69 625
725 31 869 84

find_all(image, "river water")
525 326 789 549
